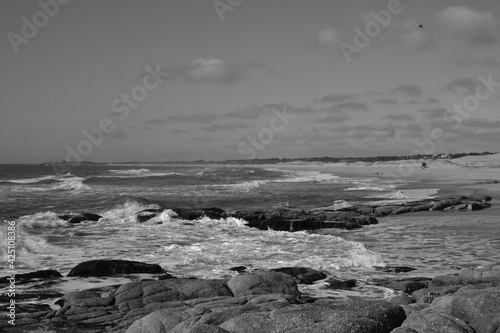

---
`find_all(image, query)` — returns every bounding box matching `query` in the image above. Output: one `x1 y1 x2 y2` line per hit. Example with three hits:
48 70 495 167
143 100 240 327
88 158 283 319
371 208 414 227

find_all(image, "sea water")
1 163 499 307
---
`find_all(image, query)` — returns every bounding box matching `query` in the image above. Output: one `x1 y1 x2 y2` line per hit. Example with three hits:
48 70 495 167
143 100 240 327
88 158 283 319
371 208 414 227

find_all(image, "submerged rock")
66 213 102 224
67 259 163 277
326 278 357 290
0 269 62 284
271 267 327 284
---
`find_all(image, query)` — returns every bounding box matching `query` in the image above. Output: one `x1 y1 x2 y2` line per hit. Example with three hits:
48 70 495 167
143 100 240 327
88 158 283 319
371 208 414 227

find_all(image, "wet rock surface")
53 194 494 232
3 262 500 332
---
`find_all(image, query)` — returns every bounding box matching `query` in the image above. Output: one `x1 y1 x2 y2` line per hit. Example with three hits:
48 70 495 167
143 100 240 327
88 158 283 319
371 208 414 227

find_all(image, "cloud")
103 129 127 139
425 97 441 104
447 55 498 68
435 6 498 46
318 28 340 48
444 77 479 95
168 110 217 123
318 114 352 123
392 84 423 97
420 107 448 119
329 101 368 112
222 103 312 119
201 122 249 132
163 59 267 85
461 118 500 129
143 118 168 125
314 93 356 104
374 98 398 105
386 114 415 121
398 19 434 50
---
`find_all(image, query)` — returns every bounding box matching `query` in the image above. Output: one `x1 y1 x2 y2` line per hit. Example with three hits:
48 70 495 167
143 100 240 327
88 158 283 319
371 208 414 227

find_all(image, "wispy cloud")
392 84 423 97
374 98 398 105
420 107 448 119
435 6 499 46
222 103 312 119
168 110 218 123
444 77 479 95
201 122 249 132
447 55 498 68
143 118 168 125
317 113 352 123
152 58 268 85
314 92 357 104
317 28 340 48
386 114 415 121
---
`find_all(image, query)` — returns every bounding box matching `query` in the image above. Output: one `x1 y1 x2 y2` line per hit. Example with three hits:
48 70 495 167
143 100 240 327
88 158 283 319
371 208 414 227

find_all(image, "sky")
1 0 500 163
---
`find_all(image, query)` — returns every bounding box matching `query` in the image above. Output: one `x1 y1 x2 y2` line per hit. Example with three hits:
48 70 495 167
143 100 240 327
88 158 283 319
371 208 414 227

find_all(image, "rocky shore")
59 194 493 232
1 260 500 332
1 193 497 332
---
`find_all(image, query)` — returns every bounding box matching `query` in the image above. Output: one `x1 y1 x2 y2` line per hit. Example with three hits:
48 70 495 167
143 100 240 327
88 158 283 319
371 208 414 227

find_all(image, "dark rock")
451 289 500 333
399 308 475 333
430 199 462 211
356 206 376 215
0 269 62 284
468 202 488 211
345 221 362 229
375 266 416 274
158 273 176 280
389 294 415 305
200 207 228 219
172 209 204 220
392 206 414 215
271 267 327 284
229 266 247 273
412 286 461 304
375 206 401 217
135 208 165 223
67 259 163 277
227 271 300 297
219 299 406 333
264 207 307 220
57 214 72 221
326 278 357 290
412 204 434 212
68 213 102 224
386 280 428 294
468 194 492 202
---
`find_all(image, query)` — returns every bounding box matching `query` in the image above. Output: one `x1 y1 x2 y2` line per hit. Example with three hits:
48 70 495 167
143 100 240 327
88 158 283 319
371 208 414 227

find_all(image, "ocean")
1 163 500 304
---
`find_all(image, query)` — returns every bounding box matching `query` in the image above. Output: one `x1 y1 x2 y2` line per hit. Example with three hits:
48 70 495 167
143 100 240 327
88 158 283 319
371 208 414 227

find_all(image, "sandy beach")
265 153 500 209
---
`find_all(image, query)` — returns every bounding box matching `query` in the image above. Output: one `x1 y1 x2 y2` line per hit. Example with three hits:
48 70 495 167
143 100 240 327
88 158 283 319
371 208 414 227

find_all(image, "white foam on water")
273 170 341 183
99 201 162 223
105 169 183 178
367 188 439 205
10 175 90 193
4 175 57 184
110 168 151 174
16 211 68 229
223 180 269 191
345 183 398 191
